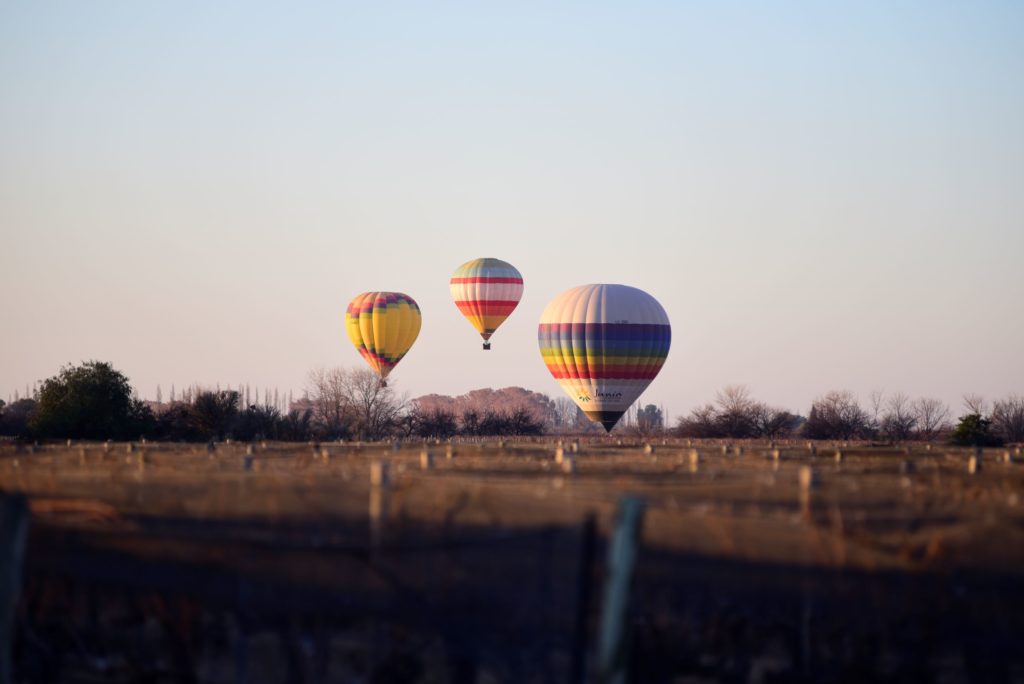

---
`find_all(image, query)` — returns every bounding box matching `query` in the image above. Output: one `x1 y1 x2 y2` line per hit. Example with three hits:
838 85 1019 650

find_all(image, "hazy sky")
2 1 1022 419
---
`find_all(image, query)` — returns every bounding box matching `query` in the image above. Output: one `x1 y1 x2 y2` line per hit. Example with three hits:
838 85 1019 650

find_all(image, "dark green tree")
0 399 37 437
29 361 152 440
950 413 1004 447
191 390 240 440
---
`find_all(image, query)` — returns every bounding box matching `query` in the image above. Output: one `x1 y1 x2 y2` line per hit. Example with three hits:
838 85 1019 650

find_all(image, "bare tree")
913 397 950 441
307 367 405 440
868 389 885 434
992 395 1024 443
307 367 351 437
881 392 917 441
550 397 579 432
750 403 799 438
715 385 755 437
342 368 405 440
963 393 988 416
805 390 870 440
675 403 721 439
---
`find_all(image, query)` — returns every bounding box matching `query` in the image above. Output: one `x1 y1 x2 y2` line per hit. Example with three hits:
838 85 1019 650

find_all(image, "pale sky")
2 1 1022 420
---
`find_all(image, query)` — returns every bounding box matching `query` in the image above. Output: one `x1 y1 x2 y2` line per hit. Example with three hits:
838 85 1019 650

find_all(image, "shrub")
950 413 1004 447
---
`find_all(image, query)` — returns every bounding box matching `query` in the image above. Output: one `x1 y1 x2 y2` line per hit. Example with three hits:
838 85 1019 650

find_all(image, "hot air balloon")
345 292 421 386
538 284 671 432
449 258 523 350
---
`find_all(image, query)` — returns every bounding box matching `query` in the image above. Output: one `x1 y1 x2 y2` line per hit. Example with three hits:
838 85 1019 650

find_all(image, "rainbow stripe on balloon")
538 284 671 431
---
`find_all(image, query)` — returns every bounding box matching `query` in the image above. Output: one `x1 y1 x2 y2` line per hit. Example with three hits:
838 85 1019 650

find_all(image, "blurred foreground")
2 438 1023 682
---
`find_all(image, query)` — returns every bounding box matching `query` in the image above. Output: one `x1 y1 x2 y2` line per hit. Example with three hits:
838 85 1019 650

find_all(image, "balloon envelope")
538 284 671 432
345 292 421 380
449 258 523 349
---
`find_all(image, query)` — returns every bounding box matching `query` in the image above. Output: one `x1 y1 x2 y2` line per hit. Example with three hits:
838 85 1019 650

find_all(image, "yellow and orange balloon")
345 292 421 385
449 257 523 350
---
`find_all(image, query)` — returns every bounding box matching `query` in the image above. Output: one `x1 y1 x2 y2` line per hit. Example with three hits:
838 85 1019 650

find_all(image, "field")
3 438 1024 683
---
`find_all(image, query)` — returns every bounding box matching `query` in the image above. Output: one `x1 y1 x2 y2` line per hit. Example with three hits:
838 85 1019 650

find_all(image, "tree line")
2 361 1021 445
674 385 1023 446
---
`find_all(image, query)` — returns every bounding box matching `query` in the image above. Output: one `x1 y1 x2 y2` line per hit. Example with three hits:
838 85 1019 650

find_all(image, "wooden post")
555 447 565 464
596 495 646 684
799 466 818 521
688 450 700 473
370 461 390 487
1 493 29 684
370 461 390 552
569 514 598 684
420 450 434 469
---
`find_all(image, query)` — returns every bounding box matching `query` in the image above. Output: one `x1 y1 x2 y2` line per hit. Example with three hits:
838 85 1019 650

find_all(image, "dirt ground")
3 438 1024 682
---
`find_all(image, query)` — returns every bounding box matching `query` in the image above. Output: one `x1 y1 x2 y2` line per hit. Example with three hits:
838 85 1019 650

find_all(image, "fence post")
1 493 29 684
596 495 646 684
570 514 598 684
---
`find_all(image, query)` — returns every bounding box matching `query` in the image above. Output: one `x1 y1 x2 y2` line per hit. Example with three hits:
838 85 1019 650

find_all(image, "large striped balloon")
345 292 421 384
449 258 524 350
538 284 671 432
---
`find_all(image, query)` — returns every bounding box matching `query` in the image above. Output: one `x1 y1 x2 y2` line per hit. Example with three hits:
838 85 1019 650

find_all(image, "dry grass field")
3 438 1024 682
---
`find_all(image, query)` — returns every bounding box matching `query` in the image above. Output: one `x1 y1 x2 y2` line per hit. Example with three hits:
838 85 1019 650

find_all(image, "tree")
29 361 152 440
550 397 580 432
675 403 721 439
714 385 755 438
636 404 664 435
880 392 917 441
913 397 950 441
803 391 869 440
0 399 37 437
751 404 800 438
675 388 800 440
963 394 987 416
307 367 404 440
307 367 354 438
191 390 240 440
992 395 1024 443
411 407 458 439
950 413 1003 447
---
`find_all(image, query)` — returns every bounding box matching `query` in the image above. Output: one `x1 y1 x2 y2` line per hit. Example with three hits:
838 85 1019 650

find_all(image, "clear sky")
2 1 1022 419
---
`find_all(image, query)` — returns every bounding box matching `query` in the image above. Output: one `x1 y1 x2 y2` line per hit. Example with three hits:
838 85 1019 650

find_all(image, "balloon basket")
482 342 491 351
